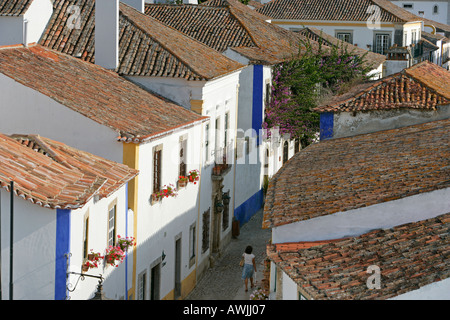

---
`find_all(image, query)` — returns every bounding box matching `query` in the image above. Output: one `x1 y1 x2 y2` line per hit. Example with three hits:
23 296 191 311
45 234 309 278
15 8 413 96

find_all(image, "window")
282 141 289 165
403 31 408 46
224 112 229 147
402 4 413 9
335 31 353 44
374 33 391 55
411 29 417 45
82 214 89 260
179 137 187 178
222 191 230 231
189 223 196 267
153 145 162 192
433 5 438 14
202 208 210 253
265 81 271 107
138 271 147 300
108 202 117 247
205 123 210 163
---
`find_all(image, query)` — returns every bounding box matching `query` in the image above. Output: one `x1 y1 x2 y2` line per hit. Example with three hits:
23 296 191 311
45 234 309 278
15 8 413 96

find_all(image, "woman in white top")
241 245 257 292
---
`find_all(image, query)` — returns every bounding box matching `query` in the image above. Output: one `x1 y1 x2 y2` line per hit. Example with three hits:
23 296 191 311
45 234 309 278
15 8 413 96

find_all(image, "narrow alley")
186 209 271 300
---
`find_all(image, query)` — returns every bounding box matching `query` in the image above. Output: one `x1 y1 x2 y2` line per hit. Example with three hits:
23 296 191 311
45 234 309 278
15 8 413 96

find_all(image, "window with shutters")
107 201 117 248
179 137 187 178
202 208 210 253
205 123 210 163
189 223 196 267
82 213 89 260
153 145 162 193
283 140 289 165
138 271 147 300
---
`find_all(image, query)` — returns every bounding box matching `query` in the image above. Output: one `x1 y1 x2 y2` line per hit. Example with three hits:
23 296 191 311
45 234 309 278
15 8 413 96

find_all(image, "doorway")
150 263 161 300
174 236 182 299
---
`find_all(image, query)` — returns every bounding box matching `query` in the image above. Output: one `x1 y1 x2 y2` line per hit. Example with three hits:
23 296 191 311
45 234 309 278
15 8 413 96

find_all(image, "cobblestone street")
186 209 271 300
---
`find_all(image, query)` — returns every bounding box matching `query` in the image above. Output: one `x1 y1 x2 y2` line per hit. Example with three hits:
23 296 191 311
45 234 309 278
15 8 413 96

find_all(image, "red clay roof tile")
0 44 207 142
267 212 450 300
0 0 33 16
39 0 244 80
263 118 450 229
257 0 422 23
0 133 138 210
314 61 450 113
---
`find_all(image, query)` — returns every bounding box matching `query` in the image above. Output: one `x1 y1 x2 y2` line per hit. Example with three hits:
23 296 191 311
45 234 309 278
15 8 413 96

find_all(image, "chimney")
121 0 145 13
95 0 119 70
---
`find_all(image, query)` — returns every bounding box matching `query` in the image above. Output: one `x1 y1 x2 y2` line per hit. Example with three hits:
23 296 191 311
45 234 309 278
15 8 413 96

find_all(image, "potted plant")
222 193 231 205
151 191 162 204
83 250 104 271
105 245 125 267
117 235 135 252
178 176 188 188
161 184 177 198
188 169 200 184
249 287 268 300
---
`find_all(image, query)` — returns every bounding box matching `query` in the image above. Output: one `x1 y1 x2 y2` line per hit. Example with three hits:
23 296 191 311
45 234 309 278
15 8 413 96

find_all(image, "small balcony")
212 144 233 178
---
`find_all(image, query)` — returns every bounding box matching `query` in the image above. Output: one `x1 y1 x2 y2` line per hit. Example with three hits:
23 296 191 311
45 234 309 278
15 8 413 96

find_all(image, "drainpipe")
23 19 28 47
9 181 14 300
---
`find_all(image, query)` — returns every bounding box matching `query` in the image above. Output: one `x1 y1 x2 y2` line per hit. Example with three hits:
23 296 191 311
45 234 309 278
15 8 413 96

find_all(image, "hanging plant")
188 170 200 184
105 246 125 267
117 235 135 252
83 250 104 271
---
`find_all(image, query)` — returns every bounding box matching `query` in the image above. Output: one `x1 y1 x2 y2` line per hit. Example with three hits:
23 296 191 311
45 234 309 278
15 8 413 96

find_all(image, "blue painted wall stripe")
320 112 334 140
252 64 264 145
234 189 264 226
55 209 71 300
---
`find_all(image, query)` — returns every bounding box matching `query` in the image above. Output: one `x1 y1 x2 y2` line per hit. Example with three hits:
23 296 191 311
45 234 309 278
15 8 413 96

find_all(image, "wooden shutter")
153 149 161 192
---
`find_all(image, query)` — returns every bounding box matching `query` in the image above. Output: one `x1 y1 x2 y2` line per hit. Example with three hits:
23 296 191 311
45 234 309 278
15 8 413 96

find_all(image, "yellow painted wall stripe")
123 142 139 300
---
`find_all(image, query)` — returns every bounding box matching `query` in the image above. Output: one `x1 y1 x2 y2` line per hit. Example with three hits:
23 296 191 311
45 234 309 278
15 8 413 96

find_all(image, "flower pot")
178 180 187 188
82 264 89 272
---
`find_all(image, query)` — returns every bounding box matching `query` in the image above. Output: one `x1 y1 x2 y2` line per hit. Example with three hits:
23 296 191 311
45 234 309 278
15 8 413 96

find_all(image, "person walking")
241 245 257 292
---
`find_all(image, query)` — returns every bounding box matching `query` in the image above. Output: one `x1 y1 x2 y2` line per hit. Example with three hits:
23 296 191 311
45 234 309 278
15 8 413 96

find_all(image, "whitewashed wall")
0 0 52 46
23 0 53 45
67 187 130 300
0 190 57 300
392 1 449 25
134 124 203 299
0 73 124 163
272 187 450 244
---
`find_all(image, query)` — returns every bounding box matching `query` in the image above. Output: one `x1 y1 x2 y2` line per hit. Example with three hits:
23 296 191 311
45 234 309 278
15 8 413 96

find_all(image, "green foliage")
263 35 373 146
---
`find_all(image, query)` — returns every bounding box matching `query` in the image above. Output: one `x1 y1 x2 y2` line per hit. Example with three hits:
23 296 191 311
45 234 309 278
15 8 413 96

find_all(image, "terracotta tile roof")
145 0 320 65
39 0 243 80
144 3 257 53
0 133 138 210
263 118 450 229
0 0 32 15
267 212 450 300
257 0 422 23
314 61 450 113
422 17 450 34
298 27 386 69
0 44 207 143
